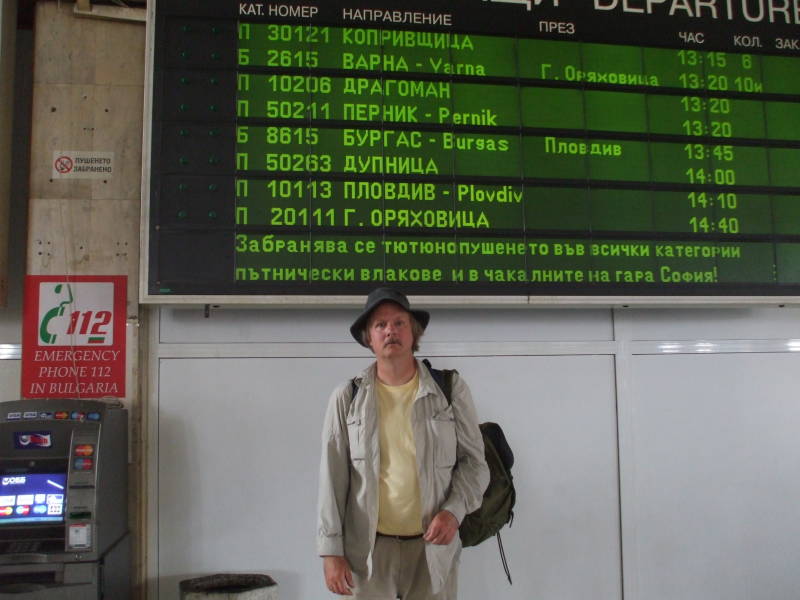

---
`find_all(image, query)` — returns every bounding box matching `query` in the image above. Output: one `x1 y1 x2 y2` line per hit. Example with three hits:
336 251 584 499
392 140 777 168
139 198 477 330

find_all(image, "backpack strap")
349 378 358 407
497 531 513 585
422 358 453 406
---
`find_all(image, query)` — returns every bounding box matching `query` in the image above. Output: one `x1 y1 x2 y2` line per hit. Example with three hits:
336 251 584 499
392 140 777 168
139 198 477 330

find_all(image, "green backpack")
425 361 516 584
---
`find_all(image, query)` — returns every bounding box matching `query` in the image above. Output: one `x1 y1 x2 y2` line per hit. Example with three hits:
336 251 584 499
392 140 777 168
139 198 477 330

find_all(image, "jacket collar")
356 358 440 399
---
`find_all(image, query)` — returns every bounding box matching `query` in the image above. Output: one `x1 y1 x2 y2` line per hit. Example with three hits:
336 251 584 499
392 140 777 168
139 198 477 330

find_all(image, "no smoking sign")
51 150 114 180
54 155 73 174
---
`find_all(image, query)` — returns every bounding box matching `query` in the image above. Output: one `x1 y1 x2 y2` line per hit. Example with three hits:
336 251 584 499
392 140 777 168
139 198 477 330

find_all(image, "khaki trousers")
352 535 458 600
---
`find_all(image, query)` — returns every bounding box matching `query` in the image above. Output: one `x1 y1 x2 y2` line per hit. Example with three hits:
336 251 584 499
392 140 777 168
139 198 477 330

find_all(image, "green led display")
150 2 800 298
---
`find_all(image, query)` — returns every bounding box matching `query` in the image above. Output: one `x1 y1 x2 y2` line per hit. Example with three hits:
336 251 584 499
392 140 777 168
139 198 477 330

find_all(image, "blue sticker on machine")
14 432 53 449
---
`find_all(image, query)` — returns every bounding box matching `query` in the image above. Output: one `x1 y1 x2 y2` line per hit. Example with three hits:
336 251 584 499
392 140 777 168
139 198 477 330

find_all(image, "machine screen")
0 473 67 525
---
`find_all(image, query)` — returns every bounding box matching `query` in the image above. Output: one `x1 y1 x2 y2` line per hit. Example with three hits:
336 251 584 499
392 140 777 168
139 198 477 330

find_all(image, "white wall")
626 353 800 600
148 304 800 600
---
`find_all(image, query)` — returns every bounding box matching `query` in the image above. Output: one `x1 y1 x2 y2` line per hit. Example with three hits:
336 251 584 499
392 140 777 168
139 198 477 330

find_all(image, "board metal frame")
140 0 800 307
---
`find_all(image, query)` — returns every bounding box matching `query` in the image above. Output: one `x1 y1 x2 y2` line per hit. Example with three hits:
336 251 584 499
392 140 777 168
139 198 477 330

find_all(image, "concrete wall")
27 1 142 296
25 2 146 595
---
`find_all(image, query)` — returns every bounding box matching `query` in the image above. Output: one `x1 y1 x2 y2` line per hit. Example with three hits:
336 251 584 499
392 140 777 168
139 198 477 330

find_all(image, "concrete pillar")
27 1 145 596
28 0 143 288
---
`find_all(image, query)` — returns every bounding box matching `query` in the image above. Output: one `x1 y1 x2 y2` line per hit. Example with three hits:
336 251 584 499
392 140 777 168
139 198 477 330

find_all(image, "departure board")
145 0 800 301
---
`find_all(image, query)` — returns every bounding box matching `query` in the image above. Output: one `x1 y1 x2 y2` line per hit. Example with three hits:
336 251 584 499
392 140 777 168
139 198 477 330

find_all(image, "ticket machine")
0 399 128 599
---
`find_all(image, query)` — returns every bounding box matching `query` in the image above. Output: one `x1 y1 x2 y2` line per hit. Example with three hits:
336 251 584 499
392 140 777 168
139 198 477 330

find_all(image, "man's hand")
423 510 460 545
323 555 354 595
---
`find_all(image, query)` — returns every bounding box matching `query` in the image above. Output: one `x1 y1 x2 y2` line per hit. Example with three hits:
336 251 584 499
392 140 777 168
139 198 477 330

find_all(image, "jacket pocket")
431 407 456 467
347 416 365 461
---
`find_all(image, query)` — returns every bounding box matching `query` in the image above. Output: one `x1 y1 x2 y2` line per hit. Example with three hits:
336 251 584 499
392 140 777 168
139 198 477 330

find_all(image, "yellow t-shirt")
376 371 424 535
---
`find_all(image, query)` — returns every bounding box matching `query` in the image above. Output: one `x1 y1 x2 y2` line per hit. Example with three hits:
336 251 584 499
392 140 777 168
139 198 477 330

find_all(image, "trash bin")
180 574 278 600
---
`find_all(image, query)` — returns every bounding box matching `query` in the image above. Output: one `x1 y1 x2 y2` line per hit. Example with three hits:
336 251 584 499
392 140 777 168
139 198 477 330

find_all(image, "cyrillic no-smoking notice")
52 151 114 179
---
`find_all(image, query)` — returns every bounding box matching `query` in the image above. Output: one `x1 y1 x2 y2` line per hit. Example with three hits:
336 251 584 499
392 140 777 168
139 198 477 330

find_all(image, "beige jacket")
317 359 490 592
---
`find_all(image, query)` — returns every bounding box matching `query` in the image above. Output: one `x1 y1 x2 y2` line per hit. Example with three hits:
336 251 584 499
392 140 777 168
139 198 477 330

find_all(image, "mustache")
384 337 401 346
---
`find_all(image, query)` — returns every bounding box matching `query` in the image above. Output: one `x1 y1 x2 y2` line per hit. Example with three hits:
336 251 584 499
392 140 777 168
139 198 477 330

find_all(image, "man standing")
317 288 490 599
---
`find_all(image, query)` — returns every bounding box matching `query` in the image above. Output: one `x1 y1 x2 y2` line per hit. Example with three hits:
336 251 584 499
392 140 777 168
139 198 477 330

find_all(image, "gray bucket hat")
350 288 430 347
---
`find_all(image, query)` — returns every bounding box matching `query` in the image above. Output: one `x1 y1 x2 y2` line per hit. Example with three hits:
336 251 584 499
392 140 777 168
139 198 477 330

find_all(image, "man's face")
366 302 414 360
